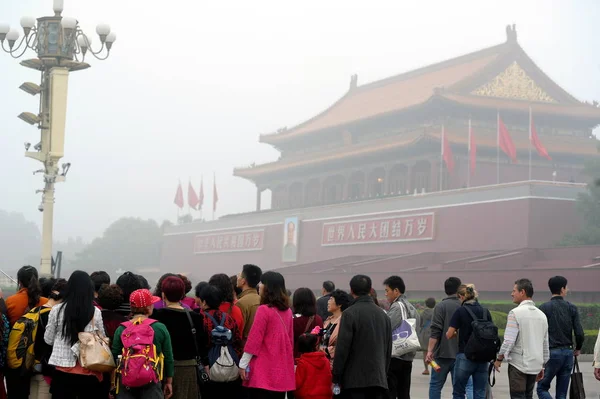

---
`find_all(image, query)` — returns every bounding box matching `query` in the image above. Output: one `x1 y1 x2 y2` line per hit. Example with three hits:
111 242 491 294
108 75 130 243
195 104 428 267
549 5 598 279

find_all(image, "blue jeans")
452 353 488 399
536 348 574 399
429 357 474 399
429 358 455 399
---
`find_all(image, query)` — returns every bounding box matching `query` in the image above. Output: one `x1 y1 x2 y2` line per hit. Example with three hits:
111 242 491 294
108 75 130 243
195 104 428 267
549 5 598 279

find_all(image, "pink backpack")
117 318 162 388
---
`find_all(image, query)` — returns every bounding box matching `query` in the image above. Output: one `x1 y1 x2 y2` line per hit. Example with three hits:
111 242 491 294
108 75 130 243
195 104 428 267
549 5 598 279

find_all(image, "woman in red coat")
295 333 332 399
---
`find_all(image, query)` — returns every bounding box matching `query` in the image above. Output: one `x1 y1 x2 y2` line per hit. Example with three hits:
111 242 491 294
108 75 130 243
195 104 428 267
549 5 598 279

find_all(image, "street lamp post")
1 0 116 276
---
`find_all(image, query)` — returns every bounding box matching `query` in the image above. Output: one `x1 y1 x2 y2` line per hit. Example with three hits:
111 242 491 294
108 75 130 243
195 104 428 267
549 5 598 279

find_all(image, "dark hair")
292 288 317 317
230 275 242 297
330 289 351 311
297 333 319 354
515 278 534 298
17 265 42 309
97 284 124 310
260 271 289 311
137 274 150 290
198 284 222 310
178 274 193 294
349 275 371 297
49 278 68 301
444 277 462 296
322 281 335 293
162 276 185 303
548 276 567 295
242 264 262 289
370 288 380 306
153 273 178 298
90 271 110 293
209 273 235 303
195 281 208 299
40 277 57 299
425 297 436 309
59 270 95 345
116 272 144 300
383 275 405 294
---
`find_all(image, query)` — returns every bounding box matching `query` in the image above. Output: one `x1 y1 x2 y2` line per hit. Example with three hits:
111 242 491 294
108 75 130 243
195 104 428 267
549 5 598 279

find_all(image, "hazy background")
1 0 599 244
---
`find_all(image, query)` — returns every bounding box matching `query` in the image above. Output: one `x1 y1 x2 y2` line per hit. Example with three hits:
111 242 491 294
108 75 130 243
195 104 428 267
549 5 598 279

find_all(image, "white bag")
391 302 421 357
209 346 239 382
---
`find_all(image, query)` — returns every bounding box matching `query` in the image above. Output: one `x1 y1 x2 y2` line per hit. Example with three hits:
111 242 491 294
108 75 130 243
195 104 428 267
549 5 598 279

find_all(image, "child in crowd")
294 330 332 399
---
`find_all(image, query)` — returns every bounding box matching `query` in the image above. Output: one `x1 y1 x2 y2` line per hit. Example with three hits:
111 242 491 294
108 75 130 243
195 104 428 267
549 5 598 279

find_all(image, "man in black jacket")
316 280 335 320
332 275 391 399
537 276 585 399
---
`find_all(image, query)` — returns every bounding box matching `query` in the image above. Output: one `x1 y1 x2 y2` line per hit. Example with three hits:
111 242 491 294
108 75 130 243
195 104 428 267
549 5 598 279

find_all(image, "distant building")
161 26 600 299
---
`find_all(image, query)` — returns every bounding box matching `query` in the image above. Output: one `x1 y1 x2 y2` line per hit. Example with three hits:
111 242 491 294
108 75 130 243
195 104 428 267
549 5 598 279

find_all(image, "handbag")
78 317 116 373
185 310 210 387
569 357 586 399
391 300 421 357
485 361 495 399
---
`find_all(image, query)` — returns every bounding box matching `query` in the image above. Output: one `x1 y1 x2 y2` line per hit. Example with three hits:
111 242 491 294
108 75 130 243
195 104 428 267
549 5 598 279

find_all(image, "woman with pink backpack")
111 289 174 399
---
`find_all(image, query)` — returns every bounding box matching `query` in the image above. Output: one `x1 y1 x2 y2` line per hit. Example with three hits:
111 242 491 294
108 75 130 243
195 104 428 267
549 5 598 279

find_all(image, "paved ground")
410 361 599 398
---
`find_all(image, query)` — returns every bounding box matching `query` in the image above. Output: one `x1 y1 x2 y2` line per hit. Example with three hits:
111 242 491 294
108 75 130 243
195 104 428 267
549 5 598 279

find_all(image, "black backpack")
463 306 500 362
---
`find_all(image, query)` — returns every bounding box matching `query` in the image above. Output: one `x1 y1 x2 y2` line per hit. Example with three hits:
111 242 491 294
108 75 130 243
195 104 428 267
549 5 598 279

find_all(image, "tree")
72 217 163 274
560 155 600 245
0 210 41 270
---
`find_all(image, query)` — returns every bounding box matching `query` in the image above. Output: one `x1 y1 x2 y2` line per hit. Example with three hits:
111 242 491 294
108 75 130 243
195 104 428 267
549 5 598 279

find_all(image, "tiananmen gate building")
161 26 600 301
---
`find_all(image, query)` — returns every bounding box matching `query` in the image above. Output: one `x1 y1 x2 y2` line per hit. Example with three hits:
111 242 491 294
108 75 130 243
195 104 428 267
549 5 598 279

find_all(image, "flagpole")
467 118 471 188
439 124 444 191
496 111 500 184
214 172 216 221
528 107 532 181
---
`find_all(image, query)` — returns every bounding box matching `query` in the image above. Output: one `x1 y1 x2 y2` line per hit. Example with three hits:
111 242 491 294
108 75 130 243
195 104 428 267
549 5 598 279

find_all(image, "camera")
38 203 44 212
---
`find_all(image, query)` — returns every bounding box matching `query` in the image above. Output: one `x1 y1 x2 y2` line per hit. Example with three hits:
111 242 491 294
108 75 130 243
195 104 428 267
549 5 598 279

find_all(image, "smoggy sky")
1 0 599 241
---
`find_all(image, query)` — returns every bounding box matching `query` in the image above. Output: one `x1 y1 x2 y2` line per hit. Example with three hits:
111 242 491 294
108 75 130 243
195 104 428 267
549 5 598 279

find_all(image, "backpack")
7 306 51 373
205 310 239 382
463 306 500 362
116 318 163 389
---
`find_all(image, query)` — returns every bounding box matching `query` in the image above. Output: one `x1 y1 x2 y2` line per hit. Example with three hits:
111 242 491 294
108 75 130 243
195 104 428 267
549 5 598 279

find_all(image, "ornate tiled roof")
259 28 600 145
234 129 598 179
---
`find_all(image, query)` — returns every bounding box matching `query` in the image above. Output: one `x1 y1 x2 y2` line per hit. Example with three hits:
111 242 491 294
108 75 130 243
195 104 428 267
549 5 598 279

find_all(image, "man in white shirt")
494 279 549 399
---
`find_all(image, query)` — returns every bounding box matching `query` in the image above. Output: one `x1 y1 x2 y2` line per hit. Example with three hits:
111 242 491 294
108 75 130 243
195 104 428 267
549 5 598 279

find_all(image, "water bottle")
332 383 341 395
245 365 251 380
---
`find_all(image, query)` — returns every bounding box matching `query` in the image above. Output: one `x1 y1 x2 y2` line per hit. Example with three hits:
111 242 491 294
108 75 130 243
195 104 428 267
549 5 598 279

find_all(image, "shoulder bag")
78 315 116 373
186 310 210 387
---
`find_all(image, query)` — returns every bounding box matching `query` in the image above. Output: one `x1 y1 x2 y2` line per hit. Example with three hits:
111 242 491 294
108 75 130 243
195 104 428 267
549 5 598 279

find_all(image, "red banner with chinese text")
321 213 435 246
194 229 265 254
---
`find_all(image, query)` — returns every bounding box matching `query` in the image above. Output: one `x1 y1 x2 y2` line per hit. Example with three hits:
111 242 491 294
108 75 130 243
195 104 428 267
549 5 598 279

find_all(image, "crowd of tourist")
0 264 597 399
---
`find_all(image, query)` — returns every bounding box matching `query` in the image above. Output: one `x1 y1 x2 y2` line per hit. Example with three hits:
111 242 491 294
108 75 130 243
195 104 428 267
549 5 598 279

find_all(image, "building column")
256 186 262 211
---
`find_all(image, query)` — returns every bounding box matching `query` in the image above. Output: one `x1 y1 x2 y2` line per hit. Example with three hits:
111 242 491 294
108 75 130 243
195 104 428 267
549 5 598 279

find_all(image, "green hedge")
414 300 600 331
481 302 600 331
497 329 597 355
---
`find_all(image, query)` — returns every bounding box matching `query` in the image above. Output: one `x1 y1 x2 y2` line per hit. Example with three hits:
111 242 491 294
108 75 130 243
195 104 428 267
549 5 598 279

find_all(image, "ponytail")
17 266 42 309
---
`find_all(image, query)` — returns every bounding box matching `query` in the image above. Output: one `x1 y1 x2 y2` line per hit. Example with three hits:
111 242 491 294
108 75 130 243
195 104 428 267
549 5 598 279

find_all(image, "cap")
130 289 161 308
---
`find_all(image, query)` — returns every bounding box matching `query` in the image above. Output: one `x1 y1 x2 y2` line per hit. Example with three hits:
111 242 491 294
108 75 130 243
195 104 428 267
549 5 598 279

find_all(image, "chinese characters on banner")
194 229 265 254
321 213 434 246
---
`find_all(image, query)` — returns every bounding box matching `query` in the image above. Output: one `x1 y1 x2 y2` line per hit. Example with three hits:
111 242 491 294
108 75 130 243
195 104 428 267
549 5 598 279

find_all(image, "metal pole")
39 70 54 277
467 118 471 188
439 124 444 191
497 111 500 184
528 107 532 181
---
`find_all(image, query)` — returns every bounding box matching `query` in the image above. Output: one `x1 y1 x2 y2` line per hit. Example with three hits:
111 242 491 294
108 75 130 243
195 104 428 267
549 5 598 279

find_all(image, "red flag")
530 113 551 160
213 173 218 212
187 180 199 210
498 116 517 162
198 177 204 210
469 120 477 174
442 125 455 173
173 182 184 209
